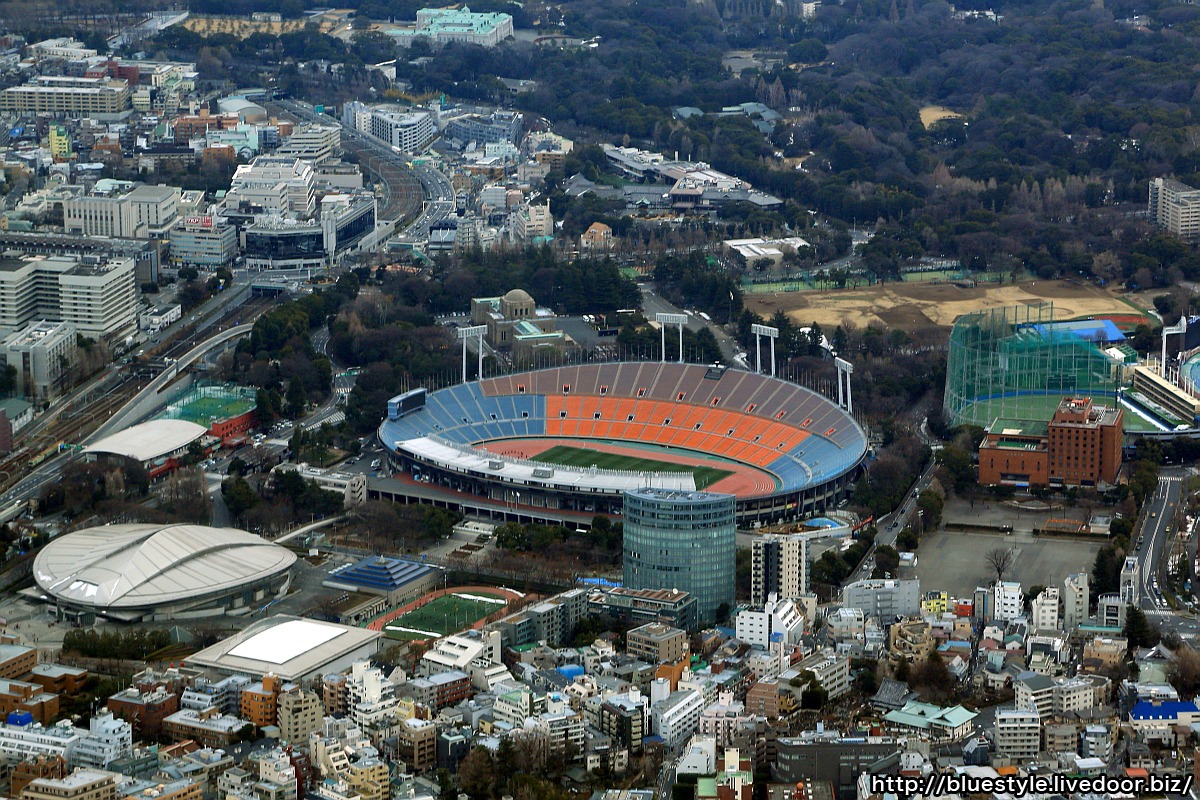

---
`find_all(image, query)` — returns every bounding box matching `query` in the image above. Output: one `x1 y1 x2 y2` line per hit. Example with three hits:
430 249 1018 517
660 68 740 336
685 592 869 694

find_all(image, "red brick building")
108 686 180 739
977 396 1123 488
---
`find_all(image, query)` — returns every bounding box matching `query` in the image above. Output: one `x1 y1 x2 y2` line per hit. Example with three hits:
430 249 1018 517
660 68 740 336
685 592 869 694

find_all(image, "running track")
366 585 527 633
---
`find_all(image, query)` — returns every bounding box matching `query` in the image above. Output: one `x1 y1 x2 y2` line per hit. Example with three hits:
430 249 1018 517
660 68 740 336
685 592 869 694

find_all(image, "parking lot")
911 528 1103 599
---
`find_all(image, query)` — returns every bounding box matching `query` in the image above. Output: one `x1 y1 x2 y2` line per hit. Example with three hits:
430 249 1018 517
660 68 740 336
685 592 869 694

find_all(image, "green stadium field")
382 591 508 641
961 394 1160 433
531 444 733 489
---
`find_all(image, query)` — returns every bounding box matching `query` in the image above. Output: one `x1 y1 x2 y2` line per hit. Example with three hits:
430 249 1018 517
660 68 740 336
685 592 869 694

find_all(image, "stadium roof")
186 615 382 681
399 436 697 493
85 419 208 463
33 524 296 611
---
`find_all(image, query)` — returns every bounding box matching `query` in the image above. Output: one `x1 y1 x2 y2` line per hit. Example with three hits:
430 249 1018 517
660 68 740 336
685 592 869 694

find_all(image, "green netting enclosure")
943 303 1122 427
160 382 257 428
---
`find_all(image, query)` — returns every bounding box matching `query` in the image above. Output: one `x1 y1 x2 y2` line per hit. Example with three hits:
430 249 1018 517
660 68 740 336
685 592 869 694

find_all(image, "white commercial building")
735 595 805 649
792 649 851 700
993 581 1023 623
650 689 705 748
227 157 317 217
64 180 181 239
1063 572 1089 630
842 578 920 618
343 102 435 153
275 125 341 164
0 320 77 401
169 215 238 268
1030 586 1060 631
0 254 138 342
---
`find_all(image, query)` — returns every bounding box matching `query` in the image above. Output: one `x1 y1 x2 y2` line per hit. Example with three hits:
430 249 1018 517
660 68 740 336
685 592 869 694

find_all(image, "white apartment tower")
1063 572 1089 630
1149 177 1200 238
1031 586 1060 631
1120 556 1140 606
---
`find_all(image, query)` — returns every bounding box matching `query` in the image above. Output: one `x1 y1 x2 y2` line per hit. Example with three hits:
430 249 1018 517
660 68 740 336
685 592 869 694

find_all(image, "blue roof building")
323 555 438 604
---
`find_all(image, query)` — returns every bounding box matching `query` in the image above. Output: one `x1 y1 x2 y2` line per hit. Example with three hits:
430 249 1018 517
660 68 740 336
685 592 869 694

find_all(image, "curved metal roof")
85 420 208 463
33 524 297 610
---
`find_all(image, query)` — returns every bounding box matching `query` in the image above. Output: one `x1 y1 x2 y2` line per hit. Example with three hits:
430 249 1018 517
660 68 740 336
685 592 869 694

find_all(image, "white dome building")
31 524 296 622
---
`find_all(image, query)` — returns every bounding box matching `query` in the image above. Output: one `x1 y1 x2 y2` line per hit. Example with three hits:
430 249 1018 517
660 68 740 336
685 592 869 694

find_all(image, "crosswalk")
302 411 345 430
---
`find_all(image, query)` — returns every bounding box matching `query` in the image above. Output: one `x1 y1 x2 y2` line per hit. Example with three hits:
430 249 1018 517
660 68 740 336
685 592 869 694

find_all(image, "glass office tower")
622 488 736 624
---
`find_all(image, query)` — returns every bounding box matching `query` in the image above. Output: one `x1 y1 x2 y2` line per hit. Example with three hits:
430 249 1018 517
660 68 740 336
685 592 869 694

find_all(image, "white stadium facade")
27 524 297 622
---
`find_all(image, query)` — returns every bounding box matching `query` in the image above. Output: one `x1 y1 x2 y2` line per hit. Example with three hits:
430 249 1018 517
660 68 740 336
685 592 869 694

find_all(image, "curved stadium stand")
377 363 867 525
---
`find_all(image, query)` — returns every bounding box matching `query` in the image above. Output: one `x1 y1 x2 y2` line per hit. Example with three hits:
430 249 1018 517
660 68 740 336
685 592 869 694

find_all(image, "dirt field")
745 279 1145 333
920 105 964 129
183 15 337 37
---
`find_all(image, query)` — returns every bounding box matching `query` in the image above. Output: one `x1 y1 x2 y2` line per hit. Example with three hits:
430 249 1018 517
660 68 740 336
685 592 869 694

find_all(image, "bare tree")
986 548 1015 584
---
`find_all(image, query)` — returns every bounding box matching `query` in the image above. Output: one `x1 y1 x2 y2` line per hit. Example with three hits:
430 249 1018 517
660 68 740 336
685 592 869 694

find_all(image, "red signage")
185 215 214 229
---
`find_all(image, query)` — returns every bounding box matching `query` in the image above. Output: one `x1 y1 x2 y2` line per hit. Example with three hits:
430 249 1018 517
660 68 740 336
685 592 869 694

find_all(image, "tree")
455 748 494 799
1123 605 1160 649
286 377 307 418
985 548 1015 584
1167 645 1200 698
874 545 901 578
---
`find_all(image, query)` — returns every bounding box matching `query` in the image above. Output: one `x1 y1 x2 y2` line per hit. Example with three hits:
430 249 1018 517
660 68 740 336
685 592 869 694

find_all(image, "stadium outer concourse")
376 362 867 526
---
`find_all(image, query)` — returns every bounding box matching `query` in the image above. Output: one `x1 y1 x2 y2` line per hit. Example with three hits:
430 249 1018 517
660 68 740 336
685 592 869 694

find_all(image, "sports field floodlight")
656 313 688 363
1162 316 1187 378
751 324 780 376
835 357 854 414
457 325 487 384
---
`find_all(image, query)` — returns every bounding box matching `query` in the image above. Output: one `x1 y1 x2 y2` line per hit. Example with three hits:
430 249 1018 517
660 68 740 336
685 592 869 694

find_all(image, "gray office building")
622 488 735 624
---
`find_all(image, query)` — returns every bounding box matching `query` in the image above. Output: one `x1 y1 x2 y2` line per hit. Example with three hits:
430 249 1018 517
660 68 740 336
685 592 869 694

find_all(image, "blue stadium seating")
379 363 866 493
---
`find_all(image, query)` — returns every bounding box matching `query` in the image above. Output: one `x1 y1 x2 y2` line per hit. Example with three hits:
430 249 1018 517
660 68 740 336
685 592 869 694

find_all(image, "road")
1136 474 1200 637
303 327 357 430
638 285 742 364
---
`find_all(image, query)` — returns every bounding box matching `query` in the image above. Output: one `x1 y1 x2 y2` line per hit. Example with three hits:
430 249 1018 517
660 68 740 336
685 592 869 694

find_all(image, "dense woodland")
115 0 1200 305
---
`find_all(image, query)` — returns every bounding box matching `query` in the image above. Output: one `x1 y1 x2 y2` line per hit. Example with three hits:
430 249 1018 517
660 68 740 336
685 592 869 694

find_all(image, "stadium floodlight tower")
1162 316 1188 379
835 356 854 414
656 313 688 363
751 323 779 376
457 325 487 384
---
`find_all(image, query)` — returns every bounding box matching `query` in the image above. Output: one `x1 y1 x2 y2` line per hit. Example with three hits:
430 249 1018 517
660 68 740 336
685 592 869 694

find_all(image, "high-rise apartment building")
1150 177 1200 238
0 255 137 342
623 488 736 624
750 534 808 605
1063 572 1089 630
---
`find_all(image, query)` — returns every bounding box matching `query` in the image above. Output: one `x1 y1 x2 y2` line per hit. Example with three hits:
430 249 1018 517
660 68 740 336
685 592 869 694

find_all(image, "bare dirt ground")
745 279 1144 333
920 105 965 129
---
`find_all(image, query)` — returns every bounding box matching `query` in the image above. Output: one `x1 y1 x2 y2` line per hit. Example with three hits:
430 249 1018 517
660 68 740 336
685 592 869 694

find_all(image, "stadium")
376 362 868 525
27 524 296 622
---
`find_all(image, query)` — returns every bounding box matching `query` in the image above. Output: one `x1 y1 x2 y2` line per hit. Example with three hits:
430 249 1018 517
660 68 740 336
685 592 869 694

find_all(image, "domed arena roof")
33 524 296 612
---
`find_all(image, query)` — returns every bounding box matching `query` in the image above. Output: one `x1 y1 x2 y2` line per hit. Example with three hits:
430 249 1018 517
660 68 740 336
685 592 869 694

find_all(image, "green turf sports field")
531 444 733 489
382 591 508 641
